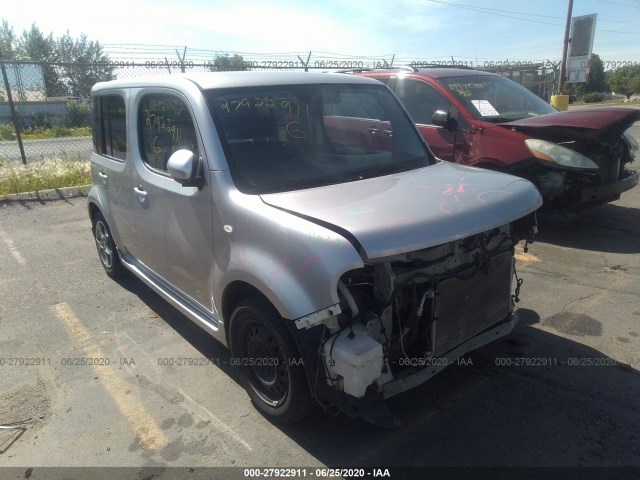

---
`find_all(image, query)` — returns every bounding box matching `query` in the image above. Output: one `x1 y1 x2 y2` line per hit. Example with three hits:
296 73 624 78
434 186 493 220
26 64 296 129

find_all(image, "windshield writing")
439 75 556 122
206 84 430 194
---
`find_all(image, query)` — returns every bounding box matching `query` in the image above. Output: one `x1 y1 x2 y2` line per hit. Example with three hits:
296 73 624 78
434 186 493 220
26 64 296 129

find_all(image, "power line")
597 0 640 8
427 0 640 23
430 3 566 19
423 0 640 34
422 0 564 26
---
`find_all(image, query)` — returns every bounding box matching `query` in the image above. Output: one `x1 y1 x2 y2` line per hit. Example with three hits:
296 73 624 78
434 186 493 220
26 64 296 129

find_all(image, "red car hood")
501 107 640 142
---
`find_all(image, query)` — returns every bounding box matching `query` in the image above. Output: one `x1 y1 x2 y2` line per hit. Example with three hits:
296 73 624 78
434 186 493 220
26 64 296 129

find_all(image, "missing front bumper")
382 312 519 398
576 170 639 206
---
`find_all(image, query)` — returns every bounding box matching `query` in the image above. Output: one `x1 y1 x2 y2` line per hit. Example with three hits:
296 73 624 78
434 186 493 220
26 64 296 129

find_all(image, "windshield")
439 75 556 123
205 84 431 194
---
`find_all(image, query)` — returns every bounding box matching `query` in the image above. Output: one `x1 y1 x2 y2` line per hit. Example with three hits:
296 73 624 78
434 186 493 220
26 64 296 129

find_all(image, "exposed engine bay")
313 217 536 416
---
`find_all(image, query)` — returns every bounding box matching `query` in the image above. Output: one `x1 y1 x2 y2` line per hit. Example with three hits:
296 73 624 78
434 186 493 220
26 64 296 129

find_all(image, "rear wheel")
93 211 124 279
229 295 314 423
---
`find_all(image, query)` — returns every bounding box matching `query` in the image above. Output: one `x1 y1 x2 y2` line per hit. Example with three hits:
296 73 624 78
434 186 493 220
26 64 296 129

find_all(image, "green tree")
0 19 16 59
56 32 115 98
629 76 640 97
586 53 605 93
209 54 249 72
565 53 606 99
16 24 67 97
565 82 586 100
607 65 640 99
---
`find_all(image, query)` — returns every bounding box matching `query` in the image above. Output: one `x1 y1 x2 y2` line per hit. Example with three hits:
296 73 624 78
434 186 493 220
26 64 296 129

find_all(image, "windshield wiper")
352 160 419 179
263 175 343 192
257 159 423 193
484 116 515 123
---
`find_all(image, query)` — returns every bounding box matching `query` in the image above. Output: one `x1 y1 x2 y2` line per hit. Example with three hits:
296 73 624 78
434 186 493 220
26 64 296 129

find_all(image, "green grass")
0 125 92 141
0 157 90 196
570 100 639 107
21 126 92 140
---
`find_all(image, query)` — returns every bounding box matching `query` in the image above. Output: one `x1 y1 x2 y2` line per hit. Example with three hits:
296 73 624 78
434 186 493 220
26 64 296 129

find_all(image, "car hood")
260 162 542 260
500 107 640 143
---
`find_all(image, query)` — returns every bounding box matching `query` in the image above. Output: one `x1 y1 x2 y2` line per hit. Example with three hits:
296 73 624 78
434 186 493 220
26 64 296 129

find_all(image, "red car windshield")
439 75 556 123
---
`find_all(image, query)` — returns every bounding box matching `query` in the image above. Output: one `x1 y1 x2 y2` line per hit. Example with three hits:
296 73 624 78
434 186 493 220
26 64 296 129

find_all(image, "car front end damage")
502 108 640 209
302 217 535 425
520 134 638 208
258 161 541 424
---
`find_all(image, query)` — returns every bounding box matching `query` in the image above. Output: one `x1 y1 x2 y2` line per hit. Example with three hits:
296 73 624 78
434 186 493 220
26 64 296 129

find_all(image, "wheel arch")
221 281 324 403
88 201 101 225
86 186 125 249
221 280 266 343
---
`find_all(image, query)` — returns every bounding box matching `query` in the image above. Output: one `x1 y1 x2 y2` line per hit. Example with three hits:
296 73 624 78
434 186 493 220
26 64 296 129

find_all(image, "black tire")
229 295 315 423
92 211 124 279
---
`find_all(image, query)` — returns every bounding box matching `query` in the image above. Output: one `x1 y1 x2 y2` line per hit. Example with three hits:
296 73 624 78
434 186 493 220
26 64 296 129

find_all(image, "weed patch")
0 157 90 196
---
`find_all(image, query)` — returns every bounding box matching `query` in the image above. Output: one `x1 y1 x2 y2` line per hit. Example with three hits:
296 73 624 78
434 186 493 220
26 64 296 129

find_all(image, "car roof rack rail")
413 63 475 70
335 65 418 74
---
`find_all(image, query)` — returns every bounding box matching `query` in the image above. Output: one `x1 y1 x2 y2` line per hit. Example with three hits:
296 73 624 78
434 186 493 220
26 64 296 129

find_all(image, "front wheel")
229 295 315 423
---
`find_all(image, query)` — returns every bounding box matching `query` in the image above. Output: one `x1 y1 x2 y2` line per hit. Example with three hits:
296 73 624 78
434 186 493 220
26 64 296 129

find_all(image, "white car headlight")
525 139 599 171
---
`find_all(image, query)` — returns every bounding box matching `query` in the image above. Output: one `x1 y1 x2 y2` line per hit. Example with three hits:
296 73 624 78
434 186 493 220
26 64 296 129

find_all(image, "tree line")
1 19 638 102
560 53 640 101
0 19 115 99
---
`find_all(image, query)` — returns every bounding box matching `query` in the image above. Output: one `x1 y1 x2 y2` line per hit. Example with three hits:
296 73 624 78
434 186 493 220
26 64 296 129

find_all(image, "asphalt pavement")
0 128 639 476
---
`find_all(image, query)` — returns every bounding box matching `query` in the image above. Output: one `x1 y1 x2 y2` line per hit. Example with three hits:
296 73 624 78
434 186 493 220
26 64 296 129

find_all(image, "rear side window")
324 90 387 120
138 94 200 172
372 76 395 90
92 95 127 160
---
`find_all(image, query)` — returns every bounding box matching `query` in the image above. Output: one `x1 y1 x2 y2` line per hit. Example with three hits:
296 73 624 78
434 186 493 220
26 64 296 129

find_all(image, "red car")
353 67 639 209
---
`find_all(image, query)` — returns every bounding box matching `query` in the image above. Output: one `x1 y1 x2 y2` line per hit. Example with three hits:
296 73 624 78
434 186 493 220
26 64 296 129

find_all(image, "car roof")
92 71 380 93
356 67 499 80
414 68 498 79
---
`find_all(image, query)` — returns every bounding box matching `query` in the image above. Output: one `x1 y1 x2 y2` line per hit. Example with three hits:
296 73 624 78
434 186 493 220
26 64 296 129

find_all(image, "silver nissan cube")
88 72 541 425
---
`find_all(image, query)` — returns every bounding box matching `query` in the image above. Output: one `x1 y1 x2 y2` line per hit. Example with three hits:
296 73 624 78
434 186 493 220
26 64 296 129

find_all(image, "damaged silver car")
88 72 542 425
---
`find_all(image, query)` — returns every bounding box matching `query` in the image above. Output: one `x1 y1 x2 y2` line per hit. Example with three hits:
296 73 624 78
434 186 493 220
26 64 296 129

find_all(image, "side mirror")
167 149 203 188
432 110 457 131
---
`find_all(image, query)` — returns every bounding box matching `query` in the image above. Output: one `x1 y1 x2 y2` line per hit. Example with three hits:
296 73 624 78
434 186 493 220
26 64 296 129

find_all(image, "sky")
7 0 640 67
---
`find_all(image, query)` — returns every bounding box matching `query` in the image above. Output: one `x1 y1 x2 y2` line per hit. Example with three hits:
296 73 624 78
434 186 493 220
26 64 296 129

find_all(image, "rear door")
91 92 135 251
128 88 215 313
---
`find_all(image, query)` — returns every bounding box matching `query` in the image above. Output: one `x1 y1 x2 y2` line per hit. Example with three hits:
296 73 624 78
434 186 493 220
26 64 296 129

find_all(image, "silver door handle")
133 186 147 198
98 171 108 180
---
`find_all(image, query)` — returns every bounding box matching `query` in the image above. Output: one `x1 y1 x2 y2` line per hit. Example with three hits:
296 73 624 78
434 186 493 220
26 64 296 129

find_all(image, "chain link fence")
0 50 560 164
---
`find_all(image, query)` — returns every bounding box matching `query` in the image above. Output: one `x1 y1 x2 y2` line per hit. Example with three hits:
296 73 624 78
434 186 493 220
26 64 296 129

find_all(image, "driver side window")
139 94 200 172
396 79 452 126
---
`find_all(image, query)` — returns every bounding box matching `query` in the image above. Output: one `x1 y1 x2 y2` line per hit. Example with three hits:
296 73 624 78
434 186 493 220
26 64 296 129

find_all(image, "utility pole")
558 0 574 95
0 50 27 165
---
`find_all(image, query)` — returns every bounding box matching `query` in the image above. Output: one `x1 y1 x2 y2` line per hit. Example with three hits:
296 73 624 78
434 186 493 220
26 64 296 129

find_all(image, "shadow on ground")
115 275 239 384
537 203 640 253
115 272 640 468
276 308 640 467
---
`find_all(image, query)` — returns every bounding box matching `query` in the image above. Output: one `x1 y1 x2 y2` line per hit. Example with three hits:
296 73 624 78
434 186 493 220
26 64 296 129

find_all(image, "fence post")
0 51 27 165
297 52 312 72
176 47 187 73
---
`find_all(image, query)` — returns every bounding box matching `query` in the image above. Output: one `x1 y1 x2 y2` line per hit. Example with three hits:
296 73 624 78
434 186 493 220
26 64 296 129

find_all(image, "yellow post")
550 94 570 111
